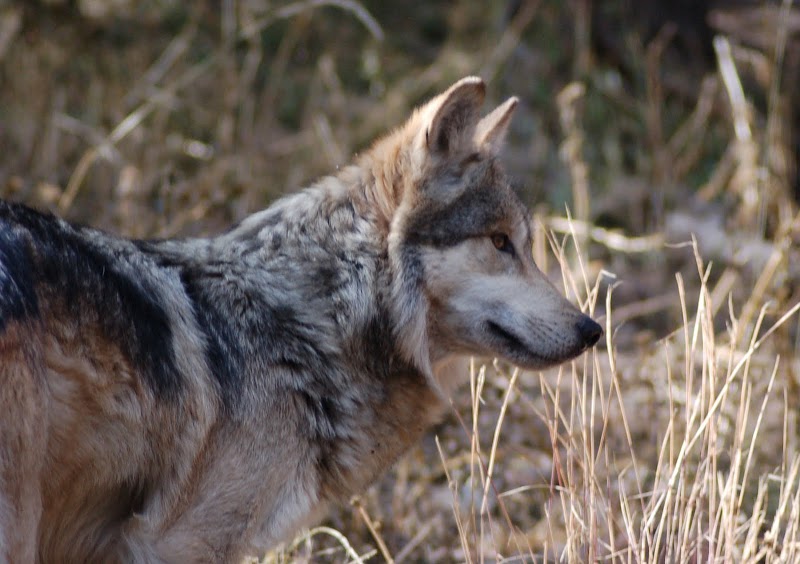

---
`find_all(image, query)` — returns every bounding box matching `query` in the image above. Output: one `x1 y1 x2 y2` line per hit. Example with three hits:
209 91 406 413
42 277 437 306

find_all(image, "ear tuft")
425 77 486 156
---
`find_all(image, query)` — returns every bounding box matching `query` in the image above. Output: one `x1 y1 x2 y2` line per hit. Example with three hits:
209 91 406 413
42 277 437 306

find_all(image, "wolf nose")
576 315 603 348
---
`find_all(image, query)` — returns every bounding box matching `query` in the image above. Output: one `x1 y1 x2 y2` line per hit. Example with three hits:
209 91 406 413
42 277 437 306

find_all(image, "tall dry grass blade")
480 368 519 516
738 357 781 511
351 497 394 564
436 436 473 564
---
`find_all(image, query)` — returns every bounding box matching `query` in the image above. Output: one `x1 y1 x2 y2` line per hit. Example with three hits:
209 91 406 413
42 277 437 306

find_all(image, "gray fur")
0 77 601 562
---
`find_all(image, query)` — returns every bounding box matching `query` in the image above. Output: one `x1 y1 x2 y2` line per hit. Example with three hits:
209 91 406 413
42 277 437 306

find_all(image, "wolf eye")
490 233 514 255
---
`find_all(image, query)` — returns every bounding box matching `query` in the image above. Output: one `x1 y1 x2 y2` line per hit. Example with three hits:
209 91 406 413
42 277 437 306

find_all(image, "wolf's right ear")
423 77 486 156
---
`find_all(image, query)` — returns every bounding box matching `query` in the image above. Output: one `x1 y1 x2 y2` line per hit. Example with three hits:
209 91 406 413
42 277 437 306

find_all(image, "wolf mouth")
486 320 530 357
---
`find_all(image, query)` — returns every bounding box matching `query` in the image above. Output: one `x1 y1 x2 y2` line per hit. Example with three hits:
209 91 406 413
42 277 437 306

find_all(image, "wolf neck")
355 142 440 385
219 151 436 387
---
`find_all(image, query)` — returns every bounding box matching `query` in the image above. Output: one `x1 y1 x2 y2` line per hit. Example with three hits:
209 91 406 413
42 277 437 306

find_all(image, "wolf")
0 76 602 562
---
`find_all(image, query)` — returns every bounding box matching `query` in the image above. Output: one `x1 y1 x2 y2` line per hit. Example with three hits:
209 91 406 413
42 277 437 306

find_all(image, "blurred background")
2 0 800 561
3 0 799 344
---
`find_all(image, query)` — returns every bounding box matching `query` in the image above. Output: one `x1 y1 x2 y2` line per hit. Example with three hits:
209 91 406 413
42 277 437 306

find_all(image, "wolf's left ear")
425 76 486 156
474 97 518 153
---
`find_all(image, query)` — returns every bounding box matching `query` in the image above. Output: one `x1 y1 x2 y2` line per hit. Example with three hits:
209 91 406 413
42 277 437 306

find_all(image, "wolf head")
360 77 601 387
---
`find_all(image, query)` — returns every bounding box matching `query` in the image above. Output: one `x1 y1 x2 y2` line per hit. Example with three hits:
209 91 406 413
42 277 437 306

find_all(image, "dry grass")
3 1 800 562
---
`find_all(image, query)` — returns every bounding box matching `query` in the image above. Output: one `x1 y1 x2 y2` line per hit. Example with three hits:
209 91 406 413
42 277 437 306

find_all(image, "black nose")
576 315 603 348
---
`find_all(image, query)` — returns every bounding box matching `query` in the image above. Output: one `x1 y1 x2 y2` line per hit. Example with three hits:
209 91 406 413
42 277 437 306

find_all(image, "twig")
352 497 395 563
557 82 590 229
715 36 752 144
480 368 520 517
285 525 365 563
645 22 676 196
762 0 796 231
546 216 664 253
394 519 435 563
714 35 759 217
242 0 384 42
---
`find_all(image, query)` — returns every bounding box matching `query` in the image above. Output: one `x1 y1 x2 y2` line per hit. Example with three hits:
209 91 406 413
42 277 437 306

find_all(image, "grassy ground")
2 1 800 561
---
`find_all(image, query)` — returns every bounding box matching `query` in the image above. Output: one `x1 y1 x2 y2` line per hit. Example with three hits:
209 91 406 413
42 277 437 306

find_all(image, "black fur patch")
0 224 40 330
174 260 330 410
355 309 398 379
296 390 337 440
0 201 184 399
177 267 246 408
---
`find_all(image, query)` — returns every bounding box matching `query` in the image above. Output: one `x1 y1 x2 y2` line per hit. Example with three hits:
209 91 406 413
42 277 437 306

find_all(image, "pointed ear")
424 76 486 156
474 96 518 153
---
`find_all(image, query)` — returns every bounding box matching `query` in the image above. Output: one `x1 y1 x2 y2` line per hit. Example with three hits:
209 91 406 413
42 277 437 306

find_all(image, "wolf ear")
424 76 486 156
474 96 518 153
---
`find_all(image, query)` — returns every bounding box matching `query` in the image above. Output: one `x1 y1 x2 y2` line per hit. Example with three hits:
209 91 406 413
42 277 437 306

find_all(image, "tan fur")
0 320 46 563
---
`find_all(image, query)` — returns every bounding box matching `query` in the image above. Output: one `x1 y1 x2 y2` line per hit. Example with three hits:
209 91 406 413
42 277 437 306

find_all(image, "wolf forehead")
405 158 531 248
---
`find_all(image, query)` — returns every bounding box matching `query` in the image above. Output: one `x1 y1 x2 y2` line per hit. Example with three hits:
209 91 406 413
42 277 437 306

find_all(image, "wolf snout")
576 315 603 349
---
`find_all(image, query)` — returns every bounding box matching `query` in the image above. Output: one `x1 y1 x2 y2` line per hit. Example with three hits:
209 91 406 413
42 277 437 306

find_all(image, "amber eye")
491 233 514 255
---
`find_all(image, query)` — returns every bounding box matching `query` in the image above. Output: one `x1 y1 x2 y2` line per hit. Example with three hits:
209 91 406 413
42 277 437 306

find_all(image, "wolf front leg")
0 321 47 563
